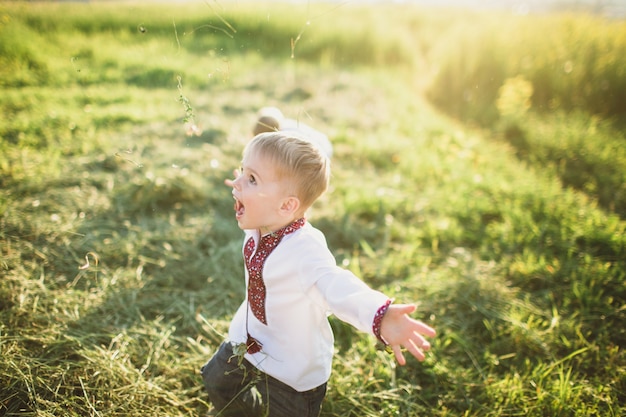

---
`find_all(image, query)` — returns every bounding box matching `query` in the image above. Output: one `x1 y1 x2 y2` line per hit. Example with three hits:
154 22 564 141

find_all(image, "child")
201 132 435 417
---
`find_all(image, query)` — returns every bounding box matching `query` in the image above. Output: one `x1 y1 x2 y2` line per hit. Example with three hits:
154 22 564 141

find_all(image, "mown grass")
1 2 625 416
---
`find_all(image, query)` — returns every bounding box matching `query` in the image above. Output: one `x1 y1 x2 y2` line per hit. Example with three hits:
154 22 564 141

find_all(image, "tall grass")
427 12 626 121
424 10 626 217
1 2 625 416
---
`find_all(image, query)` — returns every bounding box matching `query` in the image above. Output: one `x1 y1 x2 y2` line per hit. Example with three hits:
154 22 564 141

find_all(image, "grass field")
1 1 625 416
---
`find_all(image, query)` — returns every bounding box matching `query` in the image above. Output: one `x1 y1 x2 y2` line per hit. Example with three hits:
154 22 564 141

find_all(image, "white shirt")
227 221 389 392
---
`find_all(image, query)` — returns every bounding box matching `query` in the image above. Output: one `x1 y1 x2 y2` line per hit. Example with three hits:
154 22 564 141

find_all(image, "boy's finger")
413 332 431 352
224 168 241 187
395 303 417 315
414 321 436 338
392 345 407 366
406 339 427 362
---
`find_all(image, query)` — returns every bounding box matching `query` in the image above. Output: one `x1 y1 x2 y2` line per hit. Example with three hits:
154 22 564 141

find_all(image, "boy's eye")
248 174 257 184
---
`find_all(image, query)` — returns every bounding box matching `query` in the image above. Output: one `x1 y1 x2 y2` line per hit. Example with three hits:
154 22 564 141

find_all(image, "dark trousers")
201 341 327 417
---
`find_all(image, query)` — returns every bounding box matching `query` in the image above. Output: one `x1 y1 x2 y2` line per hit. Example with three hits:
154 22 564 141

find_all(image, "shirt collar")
262 217 306 241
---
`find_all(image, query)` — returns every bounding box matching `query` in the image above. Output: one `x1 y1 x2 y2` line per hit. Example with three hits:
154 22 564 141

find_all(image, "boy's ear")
280 196 300 216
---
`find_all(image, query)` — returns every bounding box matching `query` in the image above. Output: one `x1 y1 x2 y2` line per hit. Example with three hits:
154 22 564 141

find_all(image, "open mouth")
234 197 245 218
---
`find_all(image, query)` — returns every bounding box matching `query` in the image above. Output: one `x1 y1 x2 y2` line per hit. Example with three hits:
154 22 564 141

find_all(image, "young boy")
201 132 436 417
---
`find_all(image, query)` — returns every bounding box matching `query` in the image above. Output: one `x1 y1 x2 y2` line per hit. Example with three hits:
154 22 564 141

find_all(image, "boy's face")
230 150 294 234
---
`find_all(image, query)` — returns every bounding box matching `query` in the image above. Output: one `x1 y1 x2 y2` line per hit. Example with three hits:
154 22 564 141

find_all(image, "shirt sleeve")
294 233 389 335
372 299 392 345
285 225 390 337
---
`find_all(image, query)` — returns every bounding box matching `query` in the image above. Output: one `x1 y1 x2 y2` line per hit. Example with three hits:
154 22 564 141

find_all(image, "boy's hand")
380 304 436 365
224 169 240 188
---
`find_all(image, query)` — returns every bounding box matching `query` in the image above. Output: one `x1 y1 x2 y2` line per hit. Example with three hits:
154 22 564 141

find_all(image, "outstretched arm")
380 304 436 365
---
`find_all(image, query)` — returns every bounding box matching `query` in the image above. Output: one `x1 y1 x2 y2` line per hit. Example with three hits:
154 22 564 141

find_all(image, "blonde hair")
244 132 330 209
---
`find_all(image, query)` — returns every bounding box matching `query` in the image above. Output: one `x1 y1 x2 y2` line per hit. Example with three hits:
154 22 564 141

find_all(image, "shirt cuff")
372 299 392 345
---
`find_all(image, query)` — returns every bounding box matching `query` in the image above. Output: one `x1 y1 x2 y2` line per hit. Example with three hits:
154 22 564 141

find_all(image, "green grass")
1 2 625 416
